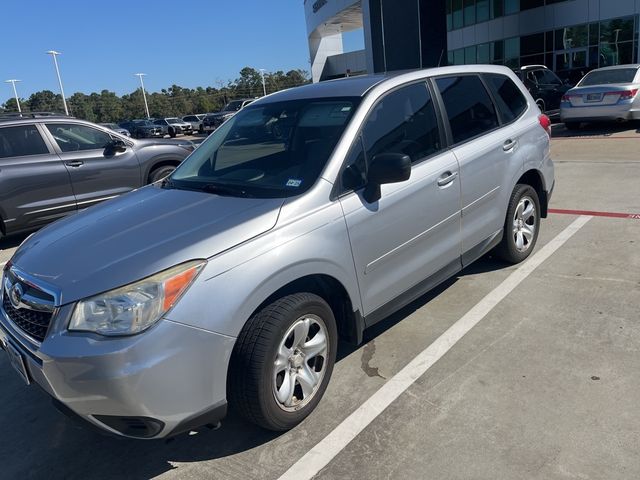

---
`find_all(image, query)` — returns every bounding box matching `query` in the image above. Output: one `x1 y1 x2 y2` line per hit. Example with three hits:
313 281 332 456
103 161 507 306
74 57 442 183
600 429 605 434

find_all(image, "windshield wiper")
199 183 254 198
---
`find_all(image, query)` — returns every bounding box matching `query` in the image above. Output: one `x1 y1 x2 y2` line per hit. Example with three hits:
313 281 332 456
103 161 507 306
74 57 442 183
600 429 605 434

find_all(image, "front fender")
164 201 361 338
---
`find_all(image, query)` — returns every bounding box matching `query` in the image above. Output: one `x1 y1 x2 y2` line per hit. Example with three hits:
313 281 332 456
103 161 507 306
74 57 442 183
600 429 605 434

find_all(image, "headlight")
69 260 206 336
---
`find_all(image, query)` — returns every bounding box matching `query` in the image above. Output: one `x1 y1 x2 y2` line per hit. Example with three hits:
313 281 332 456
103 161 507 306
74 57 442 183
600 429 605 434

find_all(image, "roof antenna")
437 49 445 67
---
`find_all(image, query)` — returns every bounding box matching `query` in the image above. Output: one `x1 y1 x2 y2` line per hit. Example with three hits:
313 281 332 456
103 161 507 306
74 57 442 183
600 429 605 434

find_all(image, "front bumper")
560 102 639 122
0 298 234 439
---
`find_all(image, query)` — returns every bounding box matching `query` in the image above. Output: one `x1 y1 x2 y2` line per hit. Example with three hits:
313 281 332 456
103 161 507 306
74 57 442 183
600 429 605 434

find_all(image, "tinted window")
485 74 528 123
362 83 441 164
534 69 562 85
0 125 49 158
46 123 112 152
436 75 499 144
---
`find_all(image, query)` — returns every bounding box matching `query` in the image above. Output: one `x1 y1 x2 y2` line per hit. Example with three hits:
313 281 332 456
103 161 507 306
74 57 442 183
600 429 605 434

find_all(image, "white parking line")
278 215 592 480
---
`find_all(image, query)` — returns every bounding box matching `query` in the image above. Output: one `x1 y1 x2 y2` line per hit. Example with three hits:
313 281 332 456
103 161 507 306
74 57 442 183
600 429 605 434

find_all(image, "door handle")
65 161 84 167
503 139 518 151
437 171 458 187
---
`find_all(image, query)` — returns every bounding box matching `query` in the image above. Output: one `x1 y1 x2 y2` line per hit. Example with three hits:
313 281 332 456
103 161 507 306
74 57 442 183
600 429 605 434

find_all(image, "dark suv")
515 65 572 116
0 116 194 239
202 99 255 132
119 120 164 139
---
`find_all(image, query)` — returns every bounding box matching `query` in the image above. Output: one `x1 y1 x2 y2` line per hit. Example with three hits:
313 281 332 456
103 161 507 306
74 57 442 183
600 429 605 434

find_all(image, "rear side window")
435 75 499 144
362 82 442 164
0 125 49 158
485 74 528 123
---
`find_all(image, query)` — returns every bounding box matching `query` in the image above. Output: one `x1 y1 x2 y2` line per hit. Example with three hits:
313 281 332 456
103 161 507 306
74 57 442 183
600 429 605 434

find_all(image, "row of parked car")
515 63 640 129
100 98 258 139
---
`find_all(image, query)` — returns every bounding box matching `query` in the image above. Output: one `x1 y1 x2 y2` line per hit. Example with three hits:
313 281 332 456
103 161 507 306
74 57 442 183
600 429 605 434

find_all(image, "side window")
0 125 49 159
435 75 499 144
46 123 112 153
362 82 441 164
485 74 528 123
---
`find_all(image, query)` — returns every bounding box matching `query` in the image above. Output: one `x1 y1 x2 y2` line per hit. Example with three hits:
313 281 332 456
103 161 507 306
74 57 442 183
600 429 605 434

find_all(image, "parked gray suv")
0 116 194 239
0 66 554 439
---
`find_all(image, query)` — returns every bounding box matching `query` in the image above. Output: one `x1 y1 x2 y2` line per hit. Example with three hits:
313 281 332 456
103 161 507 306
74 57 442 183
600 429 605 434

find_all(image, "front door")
338 82 462 317
44 123 142 209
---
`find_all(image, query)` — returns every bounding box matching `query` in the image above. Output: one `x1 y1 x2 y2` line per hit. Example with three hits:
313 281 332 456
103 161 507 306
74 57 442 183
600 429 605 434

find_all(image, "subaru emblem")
9 283 24 309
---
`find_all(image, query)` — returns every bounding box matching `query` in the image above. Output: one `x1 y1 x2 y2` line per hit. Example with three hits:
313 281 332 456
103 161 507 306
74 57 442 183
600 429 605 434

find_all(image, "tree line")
0 67 310 123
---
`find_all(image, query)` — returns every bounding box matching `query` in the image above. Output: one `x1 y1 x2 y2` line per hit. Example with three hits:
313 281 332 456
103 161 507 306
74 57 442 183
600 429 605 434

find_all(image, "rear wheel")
169 127 177 138
229 293 337 431
495 184 540 264
148 165 176 183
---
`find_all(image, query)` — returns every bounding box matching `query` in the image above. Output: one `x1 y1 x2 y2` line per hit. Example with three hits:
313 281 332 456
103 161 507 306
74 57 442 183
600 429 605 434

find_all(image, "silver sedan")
560 64 640 129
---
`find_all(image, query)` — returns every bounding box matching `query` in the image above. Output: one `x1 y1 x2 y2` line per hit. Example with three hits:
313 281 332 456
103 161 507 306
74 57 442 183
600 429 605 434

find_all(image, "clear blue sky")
0 0 364 101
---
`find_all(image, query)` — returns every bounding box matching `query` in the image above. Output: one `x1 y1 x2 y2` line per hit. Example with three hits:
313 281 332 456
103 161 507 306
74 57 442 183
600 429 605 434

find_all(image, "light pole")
259 68 267 96
46 50 69 115
134 73 150 118
4 79 22 113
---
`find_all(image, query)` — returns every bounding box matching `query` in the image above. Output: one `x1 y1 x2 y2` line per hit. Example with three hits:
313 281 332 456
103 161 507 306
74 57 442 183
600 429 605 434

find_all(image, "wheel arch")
250 273 364 346
516 169 548 217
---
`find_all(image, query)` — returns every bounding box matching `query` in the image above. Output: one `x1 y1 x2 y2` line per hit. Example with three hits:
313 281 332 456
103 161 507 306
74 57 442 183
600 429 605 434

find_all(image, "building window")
521 33 545 56
490 0 503 19
476 0 490 23
520 0 544 10
464 0 476 26
454 49 465 65
465 45 477 63
599 17 635 66
452 0 463 29
477 43 491 63
504 0 519 15
554 24 588 50
446 0 453 31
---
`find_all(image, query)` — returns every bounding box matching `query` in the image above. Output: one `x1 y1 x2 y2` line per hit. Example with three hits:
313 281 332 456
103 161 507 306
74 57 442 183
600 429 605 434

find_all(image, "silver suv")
0 66 554 439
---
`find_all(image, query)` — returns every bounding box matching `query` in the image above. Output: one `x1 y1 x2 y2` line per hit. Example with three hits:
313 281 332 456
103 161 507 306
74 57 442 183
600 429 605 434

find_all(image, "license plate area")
2 339 30 385
586 93 602 102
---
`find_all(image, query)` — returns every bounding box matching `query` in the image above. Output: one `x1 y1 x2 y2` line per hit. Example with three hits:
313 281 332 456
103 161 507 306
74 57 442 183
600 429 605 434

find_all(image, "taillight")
538 114 551 137
606 89 638 100
561 94 570 102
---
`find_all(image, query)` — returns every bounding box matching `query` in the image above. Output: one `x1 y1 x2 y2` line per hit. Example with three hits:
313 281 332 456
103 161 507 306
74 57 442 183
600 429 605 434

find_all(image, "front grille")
2 295 52 342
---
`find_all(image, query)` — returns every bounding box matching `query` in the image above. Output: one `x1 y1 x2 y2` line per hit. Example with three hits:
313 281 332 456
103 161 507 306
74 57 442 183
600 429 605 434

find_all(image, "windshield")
134 120 154 126
579 68 638 86
170 97 360 198
223 101 243 112
166 117 181 124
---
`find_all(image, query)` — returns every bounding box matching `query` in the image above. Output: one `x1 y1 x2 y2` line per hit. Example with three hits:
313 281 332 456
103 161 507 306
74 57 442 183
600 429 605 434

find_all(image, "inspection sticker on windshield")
286 179 303 188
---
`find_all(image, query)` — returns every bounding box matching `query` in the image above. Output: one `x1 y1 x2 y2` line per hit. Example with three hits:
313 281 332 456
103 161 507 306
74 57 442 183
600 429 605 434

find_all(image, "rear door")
0 124 76 233
44 122 142 209
339 81 462 317
433 74 513 261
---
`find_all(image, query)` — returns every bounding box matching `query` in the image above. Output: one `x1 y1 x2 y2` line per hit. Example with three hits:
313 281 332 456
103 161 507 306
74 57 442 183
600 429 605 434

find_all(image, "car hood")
11 185 284 305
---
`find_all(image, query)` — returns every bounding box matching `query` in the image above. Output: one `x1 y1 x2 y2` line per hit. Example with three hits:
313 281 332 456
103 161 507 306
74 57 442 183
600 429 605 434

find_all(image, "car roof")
0 115 78 126
588 64 640 71
252 65 518 105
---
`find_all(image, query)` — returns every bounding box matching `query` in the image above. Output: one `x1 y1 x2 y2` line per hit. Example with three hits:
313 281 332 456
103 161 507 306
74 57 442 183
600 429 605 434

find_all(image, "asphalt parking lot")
1 122 639 480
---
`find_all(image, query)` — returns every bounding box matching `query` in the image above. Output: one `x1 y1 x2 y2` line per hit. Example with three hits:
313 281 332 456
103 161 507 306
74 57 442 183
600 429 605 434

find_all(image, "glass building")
446 0 640 82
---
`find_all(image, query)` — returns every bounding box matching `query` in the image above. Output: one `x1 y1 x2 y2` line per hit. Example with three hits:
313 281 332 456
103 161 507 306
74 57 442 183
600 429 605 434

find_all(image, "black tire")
495 184 541 264
229 293 337 431
198 125 204 133
169 128 177 138
147 165 176 183
565 122 580 131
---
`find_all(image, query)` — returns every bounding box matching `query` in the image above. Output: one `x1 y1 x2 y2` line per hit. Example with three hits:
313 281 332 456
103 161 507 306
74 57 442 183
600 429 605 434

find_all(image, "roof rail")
0 111 73 119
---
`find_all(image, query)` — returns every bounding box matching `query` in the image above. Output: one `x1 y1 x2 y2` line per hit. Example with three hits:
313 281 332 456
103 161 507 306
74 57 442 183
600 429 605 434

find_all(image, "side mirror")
104 139 126 155
363 153 411 203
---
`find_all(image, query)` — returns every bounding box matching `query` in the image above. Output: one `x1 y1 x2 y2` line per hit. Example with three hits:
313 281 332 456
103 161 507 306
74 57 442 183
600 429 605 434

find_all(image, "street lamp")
4 79 22 113
259 68 267 96
134 73 150 118
46 50 69 115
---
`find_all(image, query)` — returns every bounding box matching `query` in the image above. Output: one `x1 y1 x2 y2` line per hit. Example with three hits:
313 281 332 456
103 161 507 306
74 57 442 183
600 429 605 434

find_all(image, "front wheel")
148 165 176 183
229 293 337 431
495 184 541 264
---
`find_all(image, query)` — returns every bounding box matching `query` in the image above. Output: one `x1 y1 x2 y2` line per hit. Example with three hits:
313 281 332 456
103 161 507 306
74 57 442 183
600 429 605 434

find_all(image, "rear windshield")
170 97 360 198
579 68 638 86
